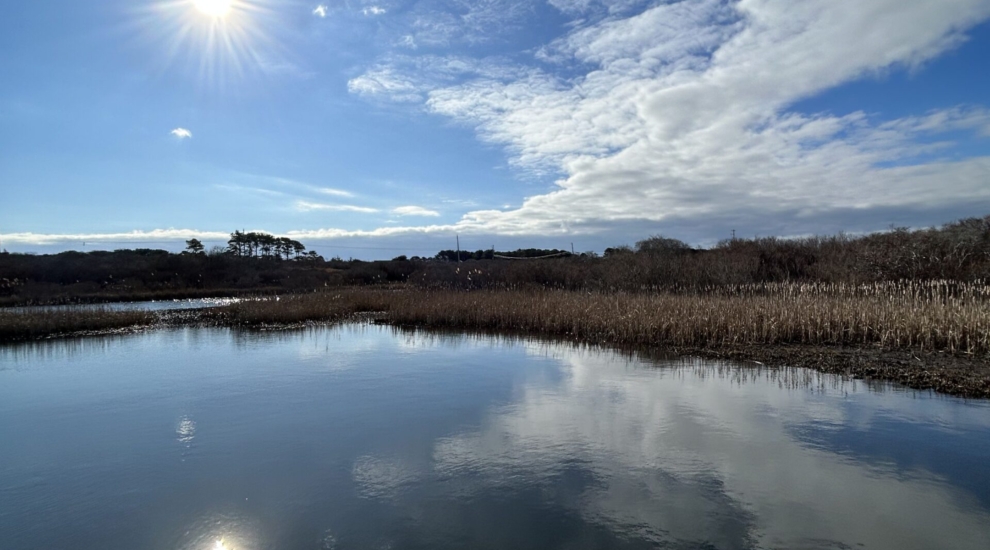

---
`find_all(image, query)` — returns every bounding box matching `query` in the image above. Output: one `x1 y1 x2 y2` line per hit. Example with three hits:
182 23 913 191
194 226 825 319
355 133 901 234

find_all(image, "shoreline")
3 305 988 400
378 321 990 399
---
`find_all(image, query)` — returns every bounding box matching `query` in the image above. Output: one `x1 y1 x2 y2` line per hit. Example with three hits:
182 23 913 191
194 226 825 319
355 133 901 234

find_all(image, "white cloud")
390 0 533 47
393 205 441 217
313 4 328 18
296 200 380 213
548 0 649 18
246 175 355 198
170 128 192 139
256 55 315 79
347 55 532 104
363 6 387 16
0 229 231 246
0 225 462 247
317 187 355 198
363 0 990 237
347 68 424 103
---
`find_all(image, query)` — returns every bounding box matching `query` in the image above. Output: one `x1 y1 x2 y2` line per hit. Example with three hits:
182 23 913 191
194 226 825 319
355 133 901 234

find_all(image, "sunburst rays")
133 0 290 92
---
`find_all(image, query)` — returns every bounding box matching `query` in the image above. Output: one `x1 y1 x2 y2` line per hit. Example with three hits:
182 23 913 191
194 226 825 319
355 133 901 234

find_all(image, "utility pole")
571 242 575 255
456 235 461 262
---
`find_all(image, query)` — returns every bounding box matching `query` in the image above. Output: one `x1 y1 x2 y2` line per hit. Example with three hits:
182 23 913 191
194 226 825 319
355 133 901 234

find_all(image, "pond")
5 297 248 313
1 325 989 550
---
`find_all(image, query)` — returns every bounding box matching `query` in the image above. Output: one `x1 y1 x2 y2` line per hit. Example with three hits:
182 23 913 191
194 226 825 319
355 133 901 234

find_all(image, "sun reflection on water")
177 415 197 445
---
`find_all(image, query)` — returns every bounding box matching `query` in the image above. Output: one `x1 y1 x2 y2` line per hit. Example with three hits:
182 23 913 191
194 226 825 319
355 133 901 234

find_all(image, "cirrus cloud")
296 201 380 213
393 205 441 217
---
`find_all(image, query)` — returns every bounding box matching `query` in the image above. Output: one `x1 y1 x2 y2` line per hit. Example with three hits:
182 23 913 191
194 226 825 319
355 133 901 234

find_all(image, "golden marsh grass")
215 280 990 355
0 307 154 341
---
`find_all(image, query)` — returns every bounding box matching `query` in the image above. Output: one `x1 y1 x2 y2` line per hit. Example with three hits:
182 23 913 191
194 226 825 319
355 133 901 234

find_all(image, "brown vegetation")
377 282 990 355
3 283 989 396
0 249 333 306
0 307 154 341
199 280 990 356
207 290 394 327
408 215 990 292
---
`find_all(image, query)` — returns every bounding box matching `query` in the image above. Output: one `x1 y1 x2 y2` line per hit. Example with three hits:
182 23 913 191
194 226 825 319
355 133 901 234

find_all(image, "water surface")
5 296 247 313
1 325 988 550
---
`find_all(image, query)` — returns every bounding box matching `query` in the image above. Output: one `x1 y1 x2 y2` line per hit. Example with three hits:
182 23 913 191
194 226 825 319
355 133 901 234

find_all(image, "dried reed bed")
4 282 988 357
0 307 154 341
212 290 395 326
375 282 990 355
212 281 990 355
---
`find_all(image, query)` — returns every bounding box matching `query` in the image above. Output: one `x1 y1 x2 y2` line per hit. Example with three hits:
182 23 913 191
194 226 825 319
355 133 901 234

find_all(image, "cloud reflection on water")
415 343 990 549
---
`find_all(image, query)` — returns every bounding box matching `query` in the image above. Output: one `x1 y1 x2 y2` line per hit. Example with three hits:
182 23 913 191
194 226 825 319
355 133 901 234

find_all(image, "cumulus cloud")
347 0 990 240
170 128 192 139
363 6 386 16
313 4 328 18
296 201 379 213
393 205 441 217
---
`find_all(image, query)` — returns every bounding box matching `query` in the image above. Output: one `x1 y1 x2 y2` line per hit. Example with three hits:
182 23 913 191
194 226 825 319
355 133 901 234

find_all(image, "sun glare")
193 0 233 17
139 0 285 91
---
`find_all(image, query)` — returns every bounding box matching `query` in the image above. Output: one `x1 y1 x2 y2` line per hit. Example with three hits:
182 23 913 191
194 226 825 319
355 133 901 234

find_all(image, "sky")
1 0 989 259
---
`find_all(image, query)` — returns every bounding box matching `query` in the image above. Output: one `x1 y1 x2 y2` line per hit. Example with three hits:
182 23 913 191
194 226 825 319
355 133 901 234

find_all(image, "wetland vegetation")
3 216 990 396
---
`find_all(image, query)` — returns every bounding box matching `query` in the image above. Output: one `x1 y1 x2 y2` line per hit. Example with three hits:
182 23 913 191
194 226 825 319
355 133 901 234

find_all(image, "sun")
193 0 233 17
139 0 282 90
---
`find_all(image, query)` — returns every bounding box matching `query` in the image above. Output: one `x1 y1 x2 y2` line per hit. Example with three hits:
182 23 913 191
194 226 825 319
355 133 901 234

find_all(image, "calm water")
6 297 247 313
1 325 989 550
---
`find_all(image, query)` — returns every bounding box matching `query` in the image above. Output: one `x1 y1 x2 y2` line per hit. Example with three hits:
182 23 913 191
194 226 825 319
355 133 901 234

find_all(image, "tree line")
185 231 318 261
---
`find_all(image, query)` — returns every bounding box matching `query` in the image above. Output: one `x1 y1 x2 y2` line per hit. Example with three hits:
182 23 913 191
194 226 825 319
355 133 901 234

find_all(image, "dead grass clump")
0 308 154 341
212 289 394 326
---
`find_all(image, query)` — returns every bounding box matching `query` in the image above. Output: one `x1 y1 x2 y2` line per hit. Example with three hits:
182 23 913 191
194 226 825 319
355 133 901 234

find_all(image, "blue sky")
2 0 989 258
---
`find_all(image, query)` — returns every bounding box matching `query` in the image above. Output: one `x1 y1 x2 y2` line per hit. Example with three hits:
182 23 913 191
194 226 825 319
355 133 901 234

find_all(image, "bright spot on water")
177 416 196 445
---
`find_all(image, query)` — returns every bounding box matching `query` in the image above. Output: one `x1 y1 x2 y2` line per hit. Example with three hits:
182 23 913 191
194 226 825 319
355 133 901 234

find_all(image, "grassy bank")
0 307 154 341
209 282 990 354
213 284 990 397
206 290 395 326
3 284 988 396
377 283 990 354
